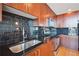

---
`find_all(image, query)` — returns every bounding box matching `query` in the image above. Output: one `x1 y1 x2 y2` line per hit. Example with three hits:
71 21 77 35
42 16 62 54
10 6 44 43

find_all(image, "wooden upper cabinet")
5 3 18 9
27 4 40 17
40 4 50 26
16 3 27 13
56 15 65 28
27 3 40 24
4 3 56 26
27 3 56 26
5 3 28 13
63 11 78 27
40 4 56 26
39 4 45 26
5 3 12 7
56 11 79 28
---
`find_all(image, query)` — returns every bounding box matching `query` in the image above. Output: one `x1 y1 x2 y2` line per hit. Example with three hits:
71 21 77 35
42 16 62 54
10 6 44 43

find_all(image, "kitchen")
0 3 79 56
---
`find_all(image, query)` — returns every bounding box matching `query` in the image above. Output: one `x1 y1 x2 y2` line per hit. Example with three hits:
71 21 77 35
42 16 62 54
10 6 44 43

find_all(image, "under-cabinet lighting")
15 22 19 25
67 9 72 14
16 27 19 31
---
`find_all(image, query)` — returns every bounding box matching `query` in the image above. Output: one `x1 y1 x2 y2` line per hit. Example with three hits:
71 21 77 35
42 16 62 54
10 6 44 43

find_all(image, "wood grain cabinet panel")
27 3 41 25
26 50 37 56
56 11 79 28
5 3 18 9
16 3 27 13
40 4 47 26
25 48 39 56
39 4 56 26
24 3 56 26
5 3 56 26
5 3 27 13
25 39 54 56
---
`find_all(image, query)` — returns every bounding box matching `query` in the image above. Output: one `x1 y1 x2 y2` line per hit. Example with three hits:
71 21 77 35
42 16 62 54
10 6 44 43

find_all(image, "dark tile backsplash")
0 11 78 46
0 31 23 45
56 28 68 35
0 11 32 45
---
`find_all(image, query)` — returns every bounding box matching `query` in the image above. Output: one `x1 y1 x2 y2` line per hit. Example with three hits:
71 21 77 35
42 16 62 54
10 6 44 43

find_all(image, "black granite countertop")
0 39 43 56
0 35 58 56
14 42 43 56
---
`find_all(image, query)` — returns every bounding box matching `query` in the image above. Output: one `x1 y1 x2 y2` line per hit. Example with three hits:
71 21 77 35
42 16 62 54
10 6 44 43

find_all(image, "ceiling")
47 3 79 15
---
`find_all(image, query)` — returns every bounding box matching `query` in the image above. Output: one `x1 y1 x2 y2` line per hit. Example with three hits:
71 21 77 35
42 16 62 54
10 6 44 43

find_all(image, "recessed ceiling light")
68 9 71 11
16 27 19 31
15 22 19 25
68 9 72 14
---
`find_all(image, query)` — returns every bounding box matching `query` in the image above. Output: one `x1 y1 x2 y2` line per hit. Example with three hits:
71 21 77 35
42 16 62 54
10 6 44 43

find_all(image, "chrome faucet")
22 27 25 42
22 27 27 55
22 27 27 42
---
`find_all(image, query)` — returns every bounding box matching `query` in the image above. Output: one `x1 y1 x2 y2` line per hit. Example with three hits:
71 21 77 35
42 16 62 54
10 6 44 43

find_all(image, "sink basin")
9 40 41 53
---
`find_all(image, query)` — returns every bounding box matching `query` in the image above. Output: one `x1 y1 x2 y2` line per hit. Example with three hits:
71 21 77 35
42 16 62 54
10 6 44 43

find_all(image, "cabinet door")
37 43 50 56
46 40 54 56
16 4 27 13
25 40 54 56
26 50 37 56
25 45 43 56
36 44 46 56
5 3 27 13
5 3 17 9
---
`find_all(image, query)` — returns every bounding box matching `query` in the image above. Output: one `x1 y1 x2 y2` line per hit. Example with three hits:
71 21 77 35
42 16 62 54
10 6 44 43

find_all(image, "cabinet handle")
34 51 37 56
36 49 40 56
38 49 40 56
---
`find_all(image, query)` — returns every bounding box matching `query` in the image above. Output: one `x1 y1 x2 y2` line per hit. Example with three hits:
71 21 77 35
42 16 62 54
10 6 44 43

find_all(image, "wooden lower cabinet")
25 49 38 56
25 44 46 56
25 40 54 56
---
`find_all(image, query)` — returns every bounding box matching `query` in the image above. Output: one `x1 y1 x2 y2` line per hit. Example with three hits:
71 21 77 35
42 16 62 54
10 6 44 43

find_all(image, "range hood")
2 4 37 19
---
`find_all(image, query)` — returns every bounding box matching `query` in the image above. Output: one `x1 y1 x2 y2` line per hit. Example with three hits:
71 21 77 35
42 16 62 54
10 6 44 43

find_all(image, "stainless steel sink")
9 40 41 53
